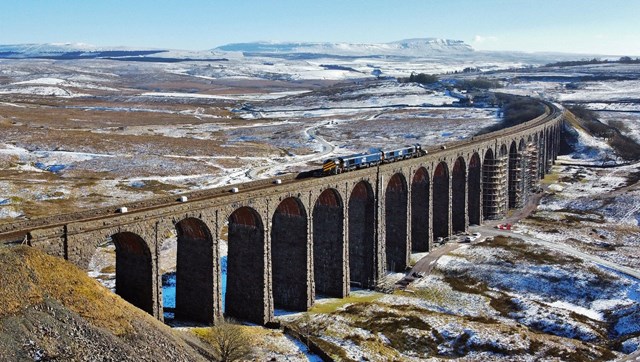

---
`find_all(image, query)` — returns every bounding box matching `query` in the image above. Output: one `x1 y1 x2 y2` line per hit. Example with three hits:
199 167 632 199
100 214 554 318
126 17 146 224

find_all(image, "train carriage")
323 144 424 175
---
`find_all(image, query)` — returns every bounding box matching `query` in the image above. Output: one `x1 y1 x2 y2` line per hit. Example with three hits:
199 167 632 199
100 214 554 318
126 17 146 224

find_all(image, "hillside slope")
0 246 208 361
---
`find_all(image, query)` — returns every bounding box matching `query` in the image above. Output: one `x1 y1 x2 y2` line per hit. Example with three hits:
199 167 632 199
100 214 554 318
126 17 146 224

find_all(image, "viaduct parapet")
0 102 565 325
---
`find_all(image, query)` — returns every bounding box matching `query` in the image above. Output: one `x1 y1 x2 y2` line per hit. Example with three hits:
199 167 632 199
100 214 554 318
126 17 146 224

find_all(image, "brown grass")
483 235 581 264
0 246 158 336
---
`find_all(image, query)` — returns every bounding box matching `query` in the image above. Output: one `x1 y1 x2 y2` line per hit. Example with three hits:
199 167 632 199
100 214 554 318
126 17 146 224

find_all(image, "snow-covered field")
498 78 640 113
598 111 640 143
279 236 638 360
0 73 499 222
512 116 640 271
2 49 640 360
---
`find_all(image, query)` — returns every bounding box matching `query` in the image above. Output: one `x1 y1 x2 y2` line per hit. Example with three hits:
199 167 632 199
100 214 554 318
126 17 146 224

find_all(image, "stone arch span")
432 162 450 239
385 173 408 272
111 232 153 315
175 217 214 324
348 181 376 289
500 144 508 157
452 157 466 233
411 167 430 252
226 206 268 324
272 197 309 311
468 153 481 225
313 188 345 298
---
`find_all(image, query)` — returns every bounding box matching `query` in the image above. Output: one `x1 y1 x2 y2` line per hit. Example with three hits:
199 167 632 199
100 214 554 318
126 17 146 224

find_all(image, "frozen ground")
597 111 640 143
280 236 637 360
515 119 640 270
0 70 498 223
3 51 640 360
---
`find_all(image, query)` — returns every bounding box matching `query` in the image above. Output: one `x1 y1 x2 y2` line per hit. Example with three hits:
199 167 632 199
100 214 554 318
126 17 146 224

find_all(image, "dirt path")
481 187 546 228
395 242 462 288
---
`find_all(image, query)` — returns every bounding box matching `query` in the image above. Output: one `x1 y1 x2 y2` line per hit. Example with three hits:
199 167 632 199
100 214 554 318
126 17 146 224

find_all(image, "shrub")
200 318 252 362
477 94 545 135
457 78 502 90
399 72 439 85
567 105 640 161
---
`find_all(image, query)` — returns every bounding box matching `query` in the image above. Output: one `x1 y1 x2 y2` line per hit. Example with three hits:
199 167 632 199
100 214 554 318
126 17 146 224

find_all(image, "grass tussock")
442 274 490 295
117 180 181 194
336 302 439 356
405 287 449 304
541 172 561 185
308 293 381 314
309 336 353 361
484 236 581 265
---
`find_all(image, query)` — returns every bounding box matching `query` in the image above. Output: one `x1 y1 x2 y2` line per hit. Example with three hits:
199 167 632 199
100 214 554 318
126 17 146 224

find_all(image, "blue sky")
1 0 639 55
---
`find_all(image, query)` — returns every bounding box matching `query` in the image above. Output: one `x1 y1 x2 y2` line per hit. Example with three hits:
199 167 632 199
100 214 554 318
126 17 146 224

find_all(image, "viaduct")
0 102 565 326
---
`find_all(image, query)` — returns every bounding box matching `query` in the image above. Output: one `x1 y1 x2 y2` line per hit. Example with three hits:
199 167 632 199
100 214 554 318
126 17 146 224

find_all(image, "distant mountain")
0 40 593 66
216 38 474 58
0 43 165 59
0 43 227 62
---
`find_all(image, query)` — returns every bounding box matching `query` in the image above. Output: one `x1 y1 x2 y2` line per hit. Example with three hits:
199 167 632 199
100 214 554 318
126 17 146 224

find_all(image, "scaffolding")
509 151 525 209
546 143 555 171
538 141 546 179
482 155 507 220
526 143 539 191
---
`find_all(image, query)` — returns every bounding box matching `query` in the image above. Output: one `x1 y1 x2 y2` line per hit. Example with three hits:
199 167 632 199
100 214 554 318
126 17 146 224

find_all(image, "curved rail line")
0 99 564 242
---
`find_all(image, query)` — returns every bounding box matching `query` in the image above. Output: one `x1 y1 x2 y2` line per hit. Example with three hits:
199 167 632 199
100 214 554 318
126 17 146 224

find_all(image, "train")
322 144 425 175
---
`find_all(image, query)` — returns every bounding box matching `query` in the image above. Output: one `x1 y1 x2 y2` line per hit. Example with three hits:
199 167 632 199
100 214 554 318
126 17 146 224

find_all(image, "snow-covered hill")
0 43 228 61
0 43 167 59
0 39 590 69
0 38 473 60
216 38 473 57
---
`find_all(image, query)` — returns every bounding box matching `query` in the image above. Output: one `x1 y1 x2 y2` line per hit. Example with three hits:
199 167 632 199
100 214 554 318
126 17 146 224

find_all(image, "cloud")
473 35 498 43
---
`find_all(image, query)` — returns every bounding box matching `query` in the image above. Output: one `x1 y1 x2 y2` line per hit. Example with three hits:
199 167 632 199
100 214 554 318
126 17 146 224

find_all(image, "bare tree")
205 318 252 362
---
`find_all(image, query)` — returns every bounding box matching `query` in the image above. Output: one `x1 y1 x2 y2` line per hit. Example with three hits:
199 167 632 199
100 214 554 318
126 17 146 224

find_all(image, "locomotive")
322 144 425 175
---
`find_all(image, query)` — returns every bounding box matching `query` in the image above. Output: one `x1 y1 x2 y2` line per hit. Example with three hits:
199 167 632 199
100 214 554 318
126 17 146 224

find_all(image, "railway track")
0 99 564 243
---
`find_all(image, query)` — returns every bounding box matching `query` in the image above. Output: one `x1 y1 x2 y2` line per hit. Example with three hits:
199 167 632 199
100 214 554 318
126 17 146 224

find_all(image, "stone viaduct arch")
313 188 345 298
226 206 268 324
452 157 466 233
411 167 430 252
432 162 450 239
175 217 215 323
111 232 154 315
6 102 565 326
348 180 376 289
385 173 408 272
272 197 309 311
468 153 482 225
